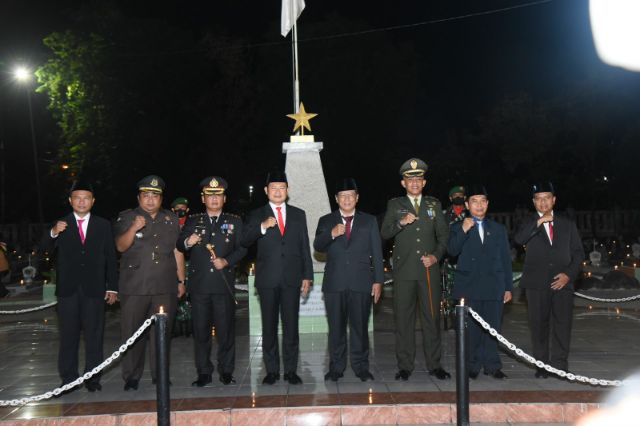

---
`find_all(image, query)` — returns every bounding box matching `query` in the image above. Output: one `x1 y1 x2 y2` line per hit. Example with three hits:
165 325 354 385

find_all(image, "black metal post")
455 302 470 426
155 310 170 426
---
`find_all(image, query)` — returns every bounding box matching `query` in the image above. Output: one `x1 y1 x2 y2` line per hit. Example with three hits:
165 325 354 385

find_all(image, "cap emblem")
410 160 417 170
151 178 158 187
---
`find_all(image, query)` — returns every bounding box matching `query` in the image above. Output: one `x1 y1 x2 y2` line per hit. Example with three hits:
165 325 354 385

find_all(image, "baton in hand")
206 244 238 305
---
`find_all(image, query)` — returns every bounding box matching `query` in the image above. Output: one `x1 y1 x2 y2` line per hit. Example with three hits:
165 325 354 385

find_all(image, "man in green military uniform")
114 175 186 391
444 186 468 226
381 158 451 381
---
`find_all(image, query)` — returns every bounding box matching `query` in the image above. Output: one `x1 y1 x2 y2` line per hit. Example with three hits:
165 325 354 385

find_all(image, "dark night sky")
1 0 639 223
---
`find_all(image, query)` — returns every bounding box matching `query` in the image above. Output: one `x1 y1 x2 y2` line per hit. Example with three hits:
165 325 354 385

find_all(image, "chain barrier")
466 307 624 387
574 292 640 303
0 301 58 315
0 314 157 406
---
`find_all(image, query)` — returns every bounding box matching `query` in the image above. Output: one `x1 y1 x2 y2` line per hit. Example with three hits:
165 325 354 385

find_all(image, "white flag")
281 0 305 37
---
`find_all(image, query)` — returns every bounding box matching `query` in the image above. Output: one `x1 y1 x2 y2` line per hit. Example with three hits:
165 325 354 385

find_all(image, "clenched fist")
331 223 346 238
400 213 417 226
131 215 146 231
51 221 68 237
186 233 202 247
462 217 475 233
262 216 277 229
537 213 553 227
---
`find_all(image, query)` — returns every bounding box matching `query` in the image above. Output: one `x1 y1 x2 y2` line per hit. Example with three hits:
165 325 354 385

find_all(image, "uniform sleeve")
177 216 197 252
113 211 133 237
313 215 334 252
380 199 403 240
432 200 449 261
225 218 248 268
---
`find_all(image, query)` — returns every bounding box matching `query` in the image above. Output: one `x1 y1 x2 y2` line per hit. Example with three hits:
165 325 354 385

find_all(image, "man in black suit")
177 177 247 387
514 182 584 378
314 178 384 382
43 180 118 393
447 185 512 379
241 171 313 385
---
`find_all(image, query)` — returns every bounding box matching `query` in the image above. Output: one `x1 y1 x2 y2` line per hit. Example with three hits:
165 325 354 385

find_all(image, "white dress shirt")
537 211 554 244
261 202 287 234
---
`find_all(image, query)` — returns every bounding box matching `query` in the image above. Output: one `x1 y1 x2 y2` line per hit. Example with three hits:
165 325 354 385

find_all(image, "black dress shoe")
395 370 411 381
262 372 280 385
324 371 343 382
486 369 507 379
85 381 102 392
192 374 213 387
219 373 235 385
468 370 480 380
429 368 451 380
535 368 549 379
124 379 139 391
356 370 374 382
284 372 303 385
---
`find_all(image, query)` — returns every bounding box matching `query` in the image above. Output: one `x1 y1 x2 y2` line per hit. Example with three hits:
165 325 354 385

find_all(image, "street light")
13 65 44 231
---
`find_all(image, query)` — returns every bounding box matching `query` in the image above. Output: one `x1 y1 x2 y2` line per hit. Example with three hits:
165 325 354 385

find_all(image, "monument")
249 102 332 334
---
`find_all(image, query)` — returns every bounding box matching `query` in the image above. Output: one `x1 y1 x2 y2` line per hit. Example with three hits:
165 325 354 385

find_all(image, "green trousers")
393 278 443 372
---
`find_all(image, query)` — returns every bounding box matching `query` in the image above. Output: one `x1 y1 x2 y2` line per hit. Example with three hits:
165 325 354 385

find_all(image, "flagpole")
292 20 300 114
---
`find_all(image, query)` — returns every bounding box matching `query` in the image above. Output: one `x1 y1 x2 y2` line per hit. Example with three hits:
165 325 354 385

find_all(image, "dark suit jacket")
241 204 313 288
177 212 247 294
514 213 584 290
447 219 513 301
42 213 118 298
314 210 385 293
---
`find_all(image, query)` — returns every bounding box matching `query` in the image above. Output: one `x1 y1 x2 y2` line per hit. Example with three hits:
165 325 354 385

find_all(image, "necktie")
77 219 86 244
413 197 420 215
276 206 285 236
477 221 484 243
548 221 554 243
343 216 353 241
210 216 218 224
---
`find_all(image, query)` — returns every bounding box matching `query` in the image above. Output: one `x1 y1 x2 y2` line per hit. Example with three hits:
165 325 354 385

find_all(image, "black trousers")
467 299 503 374
257 285 300 374
324 290 372 375
526 287 573 371
120 294 176 381
191 292 235 375
57 286 105 384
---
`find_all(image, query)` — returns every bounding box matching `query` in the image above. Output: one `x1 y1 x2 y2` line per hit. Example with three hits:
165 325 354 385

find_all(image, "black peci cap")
265 170 288 185
466 184 488 198
532 182 555 196
69 179 94 195
335 178 358 195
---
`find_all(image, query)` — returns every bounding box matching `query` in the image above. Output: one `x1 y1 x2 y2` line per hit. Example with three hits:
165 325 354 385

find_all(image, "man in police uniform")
114 175 186 391
444 186 468 226
177 177 247 386
381 158 451 381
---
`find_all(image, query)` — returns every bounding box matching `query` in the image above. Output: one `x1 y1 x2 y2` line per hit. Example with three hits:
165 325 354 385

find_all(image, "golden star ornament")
286 102 318 135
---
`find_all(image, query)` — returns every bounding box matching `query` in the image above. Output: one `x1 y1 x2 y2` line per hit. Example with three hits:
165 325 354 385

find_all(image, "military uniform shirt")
114 207 180 295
